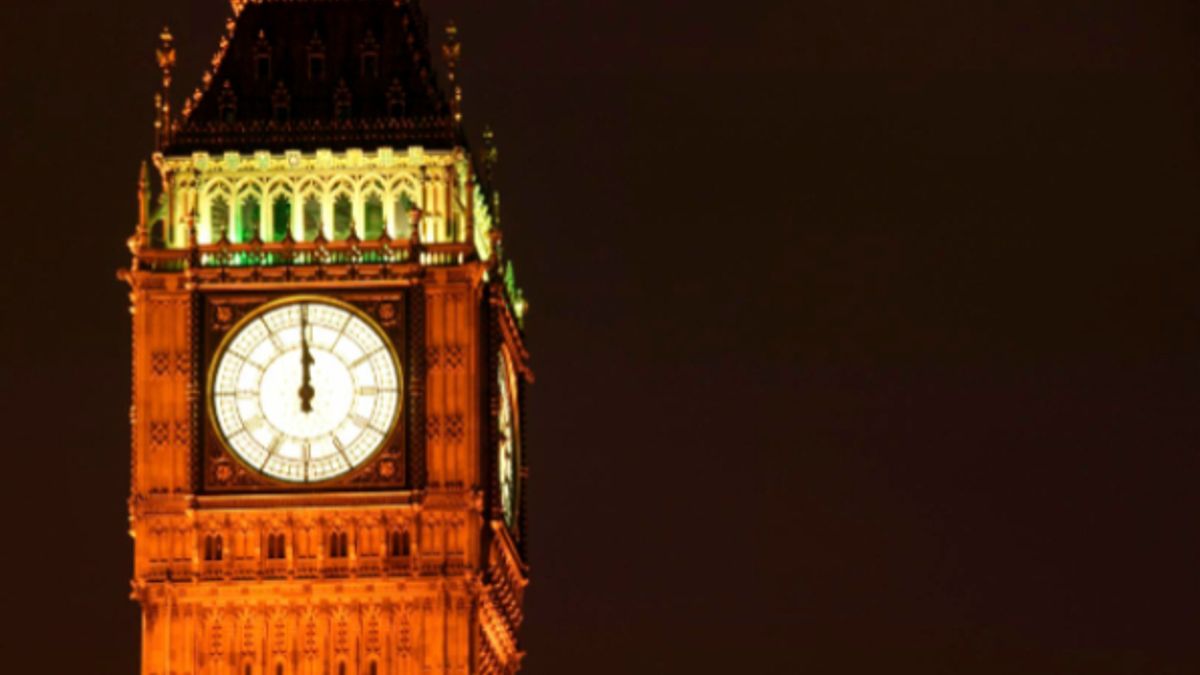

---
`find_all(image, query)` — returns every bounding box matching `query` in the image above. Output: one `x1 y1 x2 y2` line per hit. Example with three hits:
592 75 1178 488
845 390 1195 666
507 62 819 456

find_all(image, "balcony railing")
132 237 474 275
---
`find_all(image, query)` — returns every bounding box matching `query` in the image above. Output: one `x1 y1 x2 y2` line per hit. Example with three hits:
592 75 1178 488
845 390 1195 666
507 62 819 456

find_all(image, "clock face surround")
209 296 402 483
497 349 518 527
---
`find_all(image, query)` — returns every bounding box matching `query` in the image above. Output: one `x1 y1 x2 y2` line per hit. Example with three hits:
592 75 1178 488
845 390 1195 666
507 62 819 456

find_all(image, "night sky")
1 1 1198 673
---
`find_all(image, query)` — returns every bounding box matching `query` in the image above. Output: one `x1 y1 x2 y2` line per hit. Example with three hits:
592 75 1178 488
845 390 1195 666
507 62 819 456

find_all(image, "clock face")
497 349 518 527
209 297 402 483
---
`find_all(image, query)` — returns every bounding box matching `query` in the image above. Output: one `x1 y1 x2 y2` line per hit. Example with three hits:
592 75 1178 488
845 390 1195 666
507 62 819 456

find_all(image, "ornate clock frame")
199 288 424 493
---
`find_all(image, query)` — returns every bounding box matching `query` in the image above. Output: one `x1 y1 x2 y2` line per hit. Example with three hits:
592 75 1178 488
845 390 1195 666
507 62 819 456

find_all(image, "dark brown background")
1 1 1197 673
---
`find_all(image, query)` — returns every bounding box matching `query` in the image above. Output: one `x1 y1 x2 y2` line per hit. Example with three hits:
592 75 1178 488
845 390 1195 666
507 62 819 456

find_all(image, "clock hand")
298 304 316 413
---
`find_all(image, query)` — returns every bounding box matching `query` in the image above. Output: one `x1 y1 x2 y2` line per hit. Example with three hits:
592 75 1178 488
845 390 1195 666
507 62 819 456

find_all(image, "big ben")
119 1 530 674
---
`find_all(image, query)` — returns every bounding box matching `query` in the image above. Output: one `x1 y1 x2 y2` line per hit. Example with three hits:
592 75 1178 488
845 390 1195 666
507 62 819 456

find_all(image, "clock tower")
119 2 530 674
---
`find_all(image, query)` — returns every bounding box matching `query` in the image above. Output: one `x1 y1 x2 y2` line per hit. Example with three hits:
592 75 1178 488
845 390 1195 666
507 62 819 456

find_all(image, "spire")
134 161 150 248
154 26 176 150
482 125 501 227
482 125 499 185
442 20 463 126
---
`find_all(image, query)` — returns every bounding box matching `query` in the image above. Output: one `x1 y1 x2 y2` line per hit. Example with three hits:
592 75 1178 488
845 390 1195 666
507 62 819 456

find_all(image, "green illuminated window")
211 196 230 242
394 193 414 238
333 194 353 241
302 196 321 241
271 195 291 242
236 194 261 243
364 194 385 239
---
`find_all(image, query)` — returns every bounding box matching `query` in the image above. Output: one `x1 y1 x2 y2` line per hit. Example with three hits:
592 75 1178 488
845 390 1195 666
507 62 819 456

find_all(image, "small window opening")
334 80 353 121
389 531 410 558
254 30 272 82
387 80 406 117
329 531 349 558
219 81 237 123
204 535 224 562
272 82 291 123
267 533 287 560
361 31 380 78
307 32 327 81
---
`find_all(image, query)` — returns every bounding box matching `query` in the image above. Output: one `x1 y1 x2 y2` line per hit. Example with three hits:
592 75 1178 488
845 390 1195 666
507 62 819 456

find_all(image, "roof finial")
442 21 462 125
154 26 176 150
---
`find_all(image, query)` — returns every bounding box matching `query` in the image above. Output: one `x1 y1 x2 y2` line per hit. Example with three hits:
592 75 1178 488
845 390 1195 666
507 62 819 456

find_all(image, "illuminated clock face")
497 350 517 527
210 297 401 483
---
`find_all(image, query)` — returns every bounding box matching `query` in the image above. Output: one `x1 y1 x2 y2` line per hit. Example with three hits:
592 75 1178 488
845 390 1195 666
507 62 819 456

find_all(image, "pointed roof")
166 0 456 154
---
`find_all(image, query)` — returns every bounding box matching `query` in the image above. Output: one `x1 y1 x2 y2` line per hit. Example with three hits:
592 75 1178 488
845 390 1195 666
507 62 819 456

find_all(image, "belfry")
119 1 530 673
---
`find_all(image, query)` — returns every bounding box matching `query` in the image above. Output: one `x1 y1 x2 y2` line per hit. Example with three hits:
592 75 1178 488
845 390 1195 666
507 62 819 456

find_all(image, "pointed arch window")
272 82 291 123
364 193 385 240
254 30 272 81
307 33 326 81
302 196 322 242
332 194 353 241
387 80 406 117
235 192 261 243
334 80 353 121
210 195 231 242
219 81 237 123
271 194 291 242
393 192 415 239
361 31 380 78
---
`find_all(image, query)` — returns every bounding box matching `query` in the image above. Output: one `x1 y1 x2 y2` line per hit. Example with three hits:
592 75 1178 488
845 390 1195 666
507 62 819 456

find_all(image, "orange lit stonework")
121 3 529 673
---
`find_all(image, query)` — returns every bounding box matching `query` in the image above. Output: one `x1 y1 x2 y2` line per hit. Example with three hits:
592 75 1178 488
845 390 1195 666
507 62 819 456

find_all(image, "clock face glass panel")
210 298 401 483
497 350 517 527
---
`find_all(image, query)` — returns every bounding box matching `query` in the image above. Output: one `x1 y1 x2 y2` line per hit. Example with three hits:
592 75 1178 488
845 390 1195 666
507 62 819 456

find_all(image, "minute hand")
298 305 316 413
